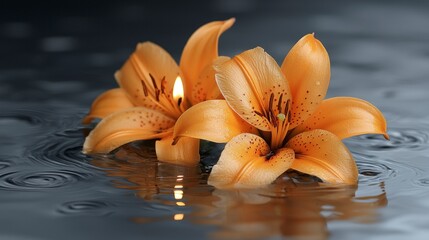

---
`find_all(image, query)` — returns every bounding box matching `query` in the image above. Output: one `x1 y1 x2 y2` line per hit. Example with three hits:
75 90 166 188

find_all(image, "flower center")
131 54 185 119
267 93 291 150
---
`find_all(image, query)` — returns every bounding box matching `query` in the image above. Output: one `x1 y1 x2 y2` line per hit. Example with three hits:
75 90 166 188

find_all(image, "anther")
155 89 160 101
269 93 274 112
149 73 158 90
277 94 283 112
254 110 264 117
284 99 290 115
140 81 149 96
160 76 166 94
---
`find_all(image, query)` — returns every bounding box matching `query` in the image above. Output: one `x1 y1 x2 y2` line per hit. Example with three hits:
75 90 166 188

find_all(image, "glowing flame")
173 76 184 101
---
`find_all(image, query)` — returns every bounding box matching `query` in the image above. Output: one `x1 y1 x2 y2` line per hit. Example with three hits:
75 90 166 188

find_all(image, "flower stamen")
149 73 161 101
269 99 291 150
130 54 183 118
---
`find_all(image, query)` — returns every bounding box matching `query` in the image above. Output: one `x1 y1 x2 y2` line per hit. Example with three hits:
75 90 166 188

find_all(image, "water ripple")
27 128 93 169
57 200 114 216
0 157 11 170
354 153 423 185
0 112 45 138
0 170 92 191
415 178 429 187
357 159 395 184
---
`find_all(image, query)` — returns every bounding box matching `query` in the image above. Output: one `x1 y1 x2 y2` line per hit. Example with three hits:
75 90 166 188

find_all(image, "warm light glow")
173 76 184 101
174 185 183 189
174 213 184 221
176 202 186 206
174 189 183 200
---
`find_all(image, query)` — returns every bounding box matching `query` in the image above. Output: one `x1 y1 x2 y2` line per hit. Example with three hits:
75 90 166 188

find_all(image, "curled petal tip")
384 132 390 140
226 17 236 23
82 116 92 125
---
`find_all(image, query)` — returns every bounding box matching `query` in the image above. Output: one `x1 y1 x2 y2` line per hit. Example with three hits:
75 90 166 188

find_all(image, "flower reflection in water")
91 144 387 239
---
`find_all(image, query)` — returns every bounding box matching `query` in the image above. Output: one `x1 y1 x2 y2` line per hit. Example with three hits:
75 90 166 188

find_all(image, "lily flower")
82 18 251 166
174 34 388 187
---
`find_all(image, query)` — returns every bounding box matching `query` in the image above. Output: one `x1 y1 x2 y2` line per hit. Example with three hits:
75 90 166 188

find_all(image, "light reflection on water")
1 0 429 239
89 143 388 240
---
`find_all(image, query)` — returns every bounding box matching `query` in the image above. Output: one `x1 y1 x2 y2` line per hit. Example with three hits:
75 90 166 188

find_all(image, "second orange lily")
174 34 388 187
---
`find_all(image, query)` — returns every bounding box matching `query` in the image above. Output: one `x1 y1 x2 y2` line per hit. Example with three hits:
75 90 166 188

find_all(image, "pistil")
268 97 291 150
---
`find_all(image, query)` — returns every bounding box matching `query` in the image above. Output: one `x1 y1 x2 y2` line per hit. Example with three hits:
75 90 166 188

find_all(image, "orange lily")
82 18 253 166
174 34 388 187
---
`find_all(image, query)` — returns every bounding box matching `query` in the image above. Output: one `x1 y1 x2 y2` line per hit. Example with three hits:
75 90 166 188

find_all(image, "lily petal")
286 129 358 184
216 47 292 131
174 100 257 143
115 42 180 115
82 88 134 124
289 97 389 140
208 133 295 188
83 107 175 154
180 18 235 103
191 56 229 104
281 34 330 128
155 135 200 166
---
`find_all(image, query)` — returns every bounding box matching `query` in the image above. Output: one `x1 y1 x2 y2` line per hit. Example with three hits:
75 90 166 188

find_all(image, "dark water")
1 1 429 239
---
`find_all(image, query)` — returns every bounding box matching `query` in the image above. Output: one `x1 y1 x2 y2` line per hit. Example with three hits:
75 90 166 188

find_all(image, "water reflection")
91 143 387 240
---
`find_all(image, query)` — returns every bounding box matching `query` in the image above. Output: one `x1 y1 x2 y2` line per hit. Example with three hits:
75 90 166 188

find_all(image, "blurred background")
2 0 428 114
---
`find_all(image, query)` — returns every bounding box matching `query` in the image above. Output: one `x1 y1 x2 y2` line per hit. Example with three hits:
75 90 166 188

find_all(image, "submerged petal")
281 34 330 128
155 135 200 166
208 133 295 188
289 97 389 140
83 107 175 154
115 42 180 115
286 129 358 184
82 88 134 124
216 47 292 131
173 100 257 143
180 18 235 100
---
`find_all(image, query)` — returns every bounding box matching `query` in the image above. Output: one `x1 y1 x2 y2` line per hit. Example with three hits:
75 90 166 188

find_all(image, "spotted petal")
155 135 200 166
174 100 257 143
281 34 330 128
208 133 295 188
83 107 175 154
289 97 389 140
191 56 229 104
82 88 134 124
216 47 292 131
180 18 235 104
286 129 358 184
